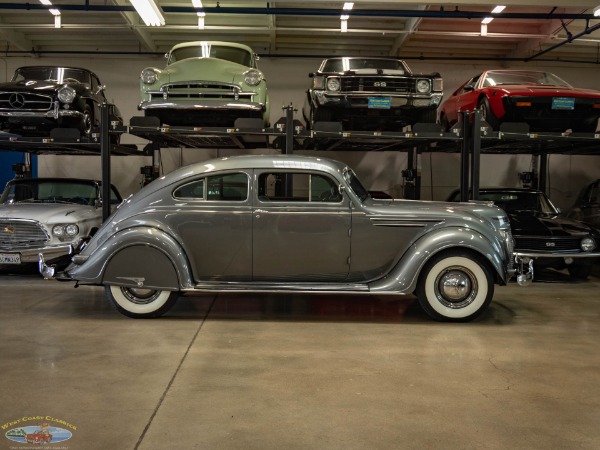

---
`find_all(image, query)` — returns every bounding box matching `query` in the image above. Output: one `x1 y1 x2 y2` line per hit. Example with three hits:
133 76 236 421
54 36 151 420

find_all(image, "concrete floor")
1 269 599 450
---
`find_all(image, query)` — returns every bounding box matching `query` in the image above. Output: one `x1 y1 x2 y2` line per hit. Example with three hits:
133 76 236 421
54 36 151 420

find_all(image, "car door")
169 171 253 281
252 170 351 282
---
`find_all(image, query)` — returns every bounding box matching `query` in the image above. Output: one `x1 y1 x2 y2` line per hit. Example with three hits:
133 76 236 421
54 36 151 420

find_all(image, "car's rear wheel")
105 285 179 318
416 251 494 322
478 97 500 130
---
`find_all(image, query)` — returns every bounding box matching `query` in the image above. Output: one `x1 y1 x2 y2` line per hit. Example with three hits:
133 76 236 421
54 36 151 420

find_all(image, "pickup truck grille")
0 219 49 250
514 236 582 252
340 77 414 93
0 92 53 111
150 82 254 101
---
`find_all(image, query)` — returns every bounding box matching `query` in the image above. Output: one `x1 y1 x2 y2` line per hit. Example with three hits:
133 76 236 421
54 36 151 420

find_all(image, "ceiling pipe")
3 48 598 65
526 21 600 61
0 4 596 21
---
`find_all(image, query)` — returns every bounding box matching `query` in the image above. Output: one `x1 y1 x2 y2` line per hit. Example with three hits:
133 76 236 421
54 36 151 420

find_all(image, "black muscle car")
302 57 443 131
0 66 121 138
448 187 600 279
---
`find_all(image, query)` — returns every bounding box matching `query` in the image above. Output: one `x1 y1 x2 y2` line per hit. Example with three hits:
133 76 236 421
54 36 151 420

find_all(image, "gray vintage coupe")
40 155 520 322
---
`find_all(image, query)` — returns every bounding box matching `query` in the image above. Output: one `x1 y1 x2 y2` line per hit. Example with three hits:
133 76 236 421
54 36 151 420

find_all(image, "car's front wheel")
416 251 494 322
105 285 179 318
478 97 500 130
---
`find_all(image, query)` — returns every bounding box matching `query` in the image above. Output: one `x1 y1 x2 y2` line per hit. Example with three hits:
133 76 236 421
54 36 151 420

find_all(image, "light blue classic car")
138 41 270 127
41 155 522 322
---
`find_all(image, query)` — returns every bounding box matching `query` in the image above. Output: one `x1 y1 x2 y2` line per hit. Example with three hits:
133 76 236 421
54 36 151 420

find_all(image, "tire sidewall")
418 253 493 321
106 285 177 318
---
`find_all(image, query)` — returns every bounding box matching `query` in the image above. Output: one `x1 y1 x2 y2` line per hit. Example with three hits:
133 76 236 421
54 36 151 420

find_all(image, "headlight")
58 86 76 104
244 69 262 86
326 77 341 92
416 79 431 93
581 237 596 252
141 68 158 85
52 224 80 238
65 224 79 237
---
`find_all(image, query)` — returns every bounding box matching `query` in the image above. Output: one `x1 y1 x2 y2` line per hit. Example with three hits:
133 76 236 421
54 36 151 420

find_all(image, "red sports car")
438 69 600 132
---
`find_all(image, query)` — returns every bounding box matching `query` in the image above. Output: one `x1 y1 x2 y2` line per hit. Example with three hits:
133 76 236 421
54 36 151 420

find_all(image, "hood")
0 79 74 92
0 203 96 223
490 85 600 98
163 58 252 84
508 211 596 237
365 198 504 225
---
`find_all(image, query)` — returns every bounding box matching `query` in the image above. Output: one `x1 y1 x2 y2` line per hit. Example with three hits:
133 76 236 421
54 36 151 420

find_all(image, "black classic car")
448 188 600 279
302 57 443 131
0 66 121 138
568 179 600 229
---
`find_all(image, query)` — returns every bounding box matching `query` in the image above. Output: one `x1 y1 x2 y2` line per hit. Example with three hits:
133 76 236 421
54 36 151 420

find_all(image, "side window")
173 179 205 199
207 173 248 201
258 172 342 203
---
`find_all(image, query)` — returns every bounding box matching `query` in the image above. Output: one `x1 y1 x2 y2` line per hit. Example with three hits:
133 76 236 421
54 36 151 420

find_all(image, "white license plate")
0 253 21 264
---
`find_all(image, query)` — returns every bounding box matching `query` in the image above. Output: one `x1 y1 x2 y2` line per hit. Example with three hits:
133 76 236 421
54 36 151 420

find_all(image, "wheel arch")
66 226 194 289
368 227 508 294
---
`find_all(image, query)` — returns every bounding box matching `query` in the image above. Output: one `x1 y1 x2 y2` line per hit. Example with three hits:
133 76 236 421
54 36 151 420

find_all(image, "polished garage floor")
1 269 599 450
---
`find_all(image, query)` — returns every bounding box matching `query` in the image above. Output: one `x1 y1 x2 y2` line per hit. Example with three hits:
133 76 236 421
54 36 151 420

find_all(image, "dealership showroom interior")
2 0 600 448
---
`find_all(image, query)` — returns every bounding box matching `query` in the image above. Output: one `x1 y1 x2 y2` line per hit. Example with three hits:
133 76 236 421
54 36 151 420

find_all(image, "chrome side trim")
190 282 370 293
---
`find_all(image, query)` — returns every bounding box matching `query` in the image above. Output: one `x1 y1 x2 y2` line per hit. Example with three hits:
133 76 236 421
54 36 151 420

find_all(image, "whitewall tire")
416 252 494 322
105 285 179 318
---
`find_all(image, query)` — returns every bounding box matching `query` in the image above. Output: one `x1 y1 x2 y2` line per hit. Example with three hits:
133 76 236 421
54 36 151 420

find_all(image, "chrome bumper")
513 250 600 259
313 91 443 108
0 108 84 121
138 101 265 112
2 243 74 264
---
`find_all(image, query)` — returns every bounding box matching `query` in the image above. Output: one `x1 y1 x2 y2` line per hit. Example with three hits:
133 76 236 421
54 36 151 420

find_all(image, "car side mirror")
463 85 474 92
95 85 106 95
308 73 315 78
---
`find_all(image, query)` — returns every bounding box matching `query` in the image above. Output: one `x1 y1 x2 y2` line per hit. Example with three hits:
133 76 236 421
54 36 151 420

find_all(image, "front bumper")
138 100 265 112
0 105 84 121
1 243 74 264
313 91 443 109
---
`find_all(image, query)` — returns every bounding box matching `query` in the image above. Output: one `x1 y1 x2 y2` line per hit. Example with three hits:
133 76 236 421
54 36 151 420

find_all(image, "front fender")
368 227 508 294
65 226 194 289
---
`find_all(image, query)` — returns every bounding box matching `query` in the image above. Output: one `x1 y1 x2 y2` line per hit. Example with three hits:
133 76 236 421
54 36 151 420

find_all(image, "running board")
187 282 370 294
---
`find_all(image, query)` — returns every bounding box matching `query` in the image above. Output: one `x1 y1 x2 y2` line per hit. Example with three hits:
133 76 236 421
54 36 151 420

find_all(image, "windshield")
169 44 253 67
321 58 408 73
12 67 91 85
1 180 99 206
482 70 571 87
477 191 559 215
344 169 369 203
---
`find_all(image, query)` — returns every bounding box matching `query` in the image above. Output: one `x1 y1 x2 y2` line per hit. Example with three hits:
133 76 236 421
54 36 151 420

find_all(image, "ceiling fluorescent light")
482 17 494 25
491 5 506 14
198 15 205 30
594 5 600 16
343 2 354 10
129 0 165 27
192 0 205 29
341 19 348 32
481 23 488 36
54 14 61 28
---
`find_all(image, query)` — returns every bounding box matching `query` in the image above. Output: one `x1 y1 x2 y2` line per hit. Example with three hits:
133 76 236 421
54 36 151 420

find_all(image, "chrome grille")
0 219 49 250
150 82 254 101
0 91 53 111
514 236 582 252
340 77 414 93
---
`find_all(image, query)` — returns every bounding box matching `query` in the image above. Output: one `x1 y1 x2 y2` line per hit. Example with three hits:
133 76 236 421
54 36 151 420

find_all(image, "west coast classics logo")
3 416 76 445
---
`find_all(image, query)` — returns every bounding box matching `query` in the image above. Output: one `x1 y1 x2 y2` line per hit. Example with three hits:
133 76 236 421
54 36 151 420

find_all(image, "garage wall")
1 55 599 208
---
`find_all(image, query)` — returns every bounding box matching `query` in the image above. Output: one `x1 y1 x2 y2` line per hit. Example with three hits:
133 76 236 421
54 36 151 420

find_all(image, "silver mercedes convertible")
40 155 520 322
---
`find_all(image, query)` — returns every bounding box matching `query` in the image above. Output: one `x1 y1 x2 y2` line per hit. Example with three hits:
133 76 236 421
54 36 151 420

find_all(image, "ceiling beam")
390 5 425 56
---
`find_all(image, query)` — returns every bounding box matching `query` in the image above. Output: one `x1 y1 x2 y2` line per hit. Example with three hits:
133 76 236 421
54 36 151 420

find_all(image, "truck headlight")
581 237 596 252
244 69 262 86
141 68 158 85
58 86 76 104
416 79 431 93
326 77 341 92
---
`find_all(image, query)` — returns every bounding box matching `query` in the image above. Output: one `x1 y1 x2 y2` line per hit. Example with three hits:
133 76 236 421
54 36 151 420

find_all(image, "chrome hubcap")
120 287 160 305
434 266 478 309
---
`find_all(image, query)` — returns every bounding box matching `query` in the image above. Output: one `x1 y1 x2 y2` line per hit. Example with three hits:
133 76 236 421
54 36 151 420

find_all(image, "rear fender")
65 226 193 289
